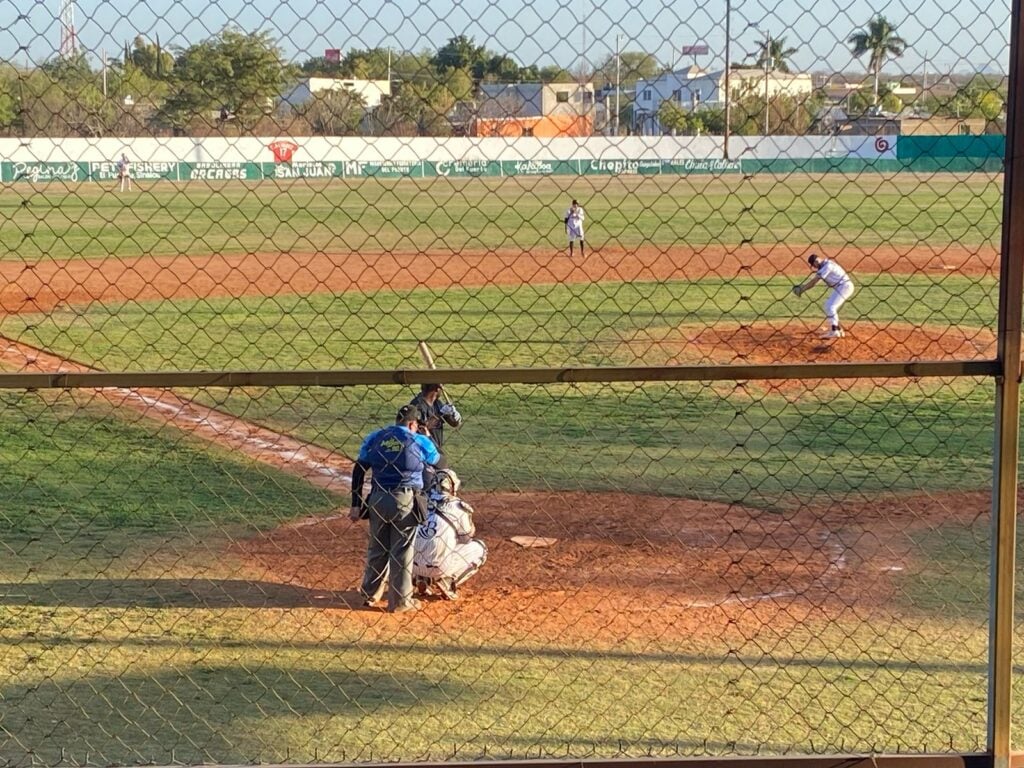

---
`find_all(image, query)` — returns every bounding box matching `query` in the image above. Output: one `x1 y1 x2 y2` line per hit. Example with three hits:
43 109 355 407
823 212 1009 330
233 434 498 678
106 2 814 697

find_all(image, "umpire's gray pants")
359 487 418 611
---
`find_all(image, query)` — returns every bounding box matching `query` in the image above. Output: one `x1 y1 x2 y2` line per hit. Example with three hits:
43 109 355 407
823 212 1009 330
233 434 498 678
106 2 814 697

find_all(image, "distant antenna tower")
58 0 78 57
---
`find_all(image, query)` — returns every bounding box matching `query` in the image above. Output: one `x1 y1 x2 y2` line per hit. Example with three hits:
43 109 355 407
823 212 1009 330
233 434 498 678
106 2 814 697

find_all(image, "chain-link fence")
0 0 1021 766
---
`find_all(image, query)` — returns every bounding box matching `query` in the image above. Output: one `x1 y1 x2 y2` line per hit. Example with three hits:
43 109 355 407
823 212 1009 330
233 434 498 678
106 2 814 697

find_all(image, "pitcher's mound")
633 320 995 366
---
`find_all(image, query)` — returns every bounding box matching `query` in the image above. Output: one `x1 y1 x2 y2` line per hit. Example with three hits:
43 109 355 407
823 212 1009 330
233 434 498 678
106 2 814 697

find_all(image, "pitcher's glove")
791 284 804 297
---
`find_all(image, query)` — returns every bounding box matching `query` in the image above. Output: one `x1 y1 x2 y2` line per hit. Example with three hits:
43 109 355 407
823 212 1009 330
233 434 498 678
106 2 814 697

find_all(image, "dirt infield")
0 245 997 640
232 487 988 643
629 319 997 394
0 242 997 314
223 317 992 641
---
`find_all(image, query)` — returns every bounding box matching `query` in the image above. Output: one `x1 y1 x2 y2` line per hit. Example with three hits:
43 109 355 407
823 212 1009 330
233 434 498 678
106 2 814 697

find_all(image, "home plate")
511 536 558 548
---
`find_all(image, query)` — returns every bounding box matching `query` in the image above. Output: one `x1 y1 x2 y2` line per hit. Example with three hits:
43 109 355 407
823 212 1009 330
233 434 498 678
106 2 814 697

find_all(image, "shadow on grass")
1 664 472 767
0 578 361 609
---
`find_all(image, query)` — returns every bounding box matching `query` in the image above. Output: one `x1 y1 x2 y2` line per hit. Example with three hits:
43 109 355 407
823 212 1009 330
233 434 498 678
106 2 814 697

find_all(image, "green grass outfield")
0 173 1003 260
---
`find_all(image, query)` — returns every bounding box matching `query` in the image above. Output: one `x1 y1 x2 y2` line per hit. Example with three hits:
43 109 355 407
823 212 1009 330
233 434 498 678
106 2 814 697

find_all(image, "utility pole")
614 33 622 136
101 47 107 98
580 0 587 85
723 0 731 159
764 30 770 136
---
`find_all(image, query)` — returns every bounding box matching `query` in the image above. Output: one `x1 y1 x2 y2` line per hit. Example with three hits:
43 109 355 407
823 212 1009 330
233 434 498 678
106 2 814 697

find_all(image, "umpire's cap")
395 404 420 424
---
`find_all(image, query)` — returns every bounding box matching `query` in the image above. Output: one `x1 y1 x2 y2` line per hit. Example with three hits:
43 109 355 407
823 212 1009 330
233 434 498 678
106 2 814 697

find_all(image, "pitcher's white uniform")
413 471 486 595
565 203 585 242
814 258 854 328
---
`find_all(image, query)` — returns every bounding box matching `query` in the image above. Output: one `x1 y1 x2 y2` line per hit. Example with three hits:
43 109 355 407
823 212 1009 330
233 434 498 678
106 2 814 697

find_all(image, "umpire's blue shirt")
358 425 440 491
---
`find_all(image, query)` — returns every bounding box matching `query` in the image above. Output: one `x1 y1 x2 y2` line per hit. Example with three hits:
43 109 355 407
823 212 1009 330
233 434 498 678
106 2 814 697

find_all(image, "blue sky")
0 0 1009 77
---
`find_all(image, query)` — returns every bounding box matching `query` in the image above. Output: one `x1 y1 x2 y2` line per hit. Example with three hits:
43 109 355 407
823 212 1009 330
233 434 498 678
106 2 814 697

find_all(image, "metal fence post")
989 0 1024 759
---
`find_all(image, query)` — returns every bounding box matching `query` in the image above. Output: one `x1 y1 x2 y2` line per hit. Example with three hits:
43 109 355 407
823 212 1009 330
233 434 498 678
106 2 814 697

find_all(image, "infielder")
116 153 132 192
793 253 855 339
564 199 585 257
412 469 487 601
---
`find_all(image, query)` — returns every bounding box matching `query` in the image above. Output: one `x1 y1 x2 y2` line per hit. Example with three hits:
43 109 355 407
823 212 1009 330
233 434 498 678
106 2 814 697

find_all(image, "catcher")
792 253 855 339
412 468 487 601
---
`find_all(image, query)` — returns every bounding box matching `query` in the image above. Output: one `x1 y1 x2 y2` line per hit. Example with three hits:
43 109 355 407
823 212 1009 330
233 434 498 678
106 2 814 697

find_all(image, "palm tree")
848 15 907 105
754 35 798 74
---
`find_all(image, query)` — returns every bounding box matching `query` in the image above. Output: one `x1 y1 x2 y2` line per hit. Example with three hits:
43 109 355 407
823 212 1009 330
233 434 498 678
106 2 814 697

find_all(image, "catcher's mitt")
791 284 804 297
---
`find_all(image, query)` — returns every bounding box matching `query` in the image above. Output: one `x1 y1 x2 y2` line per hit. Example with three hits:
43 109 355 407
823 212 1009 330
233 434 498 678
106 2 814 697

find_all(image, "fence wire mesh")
0 0 1018 766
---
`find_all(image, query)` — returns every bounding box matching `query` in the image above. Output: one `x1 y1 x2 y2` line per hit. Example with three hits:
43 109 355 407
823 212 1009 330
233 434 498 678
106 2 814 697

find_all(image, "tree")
657 100 728 135
0 62 23 130
432 35 532 83
160 28 294 130
130 35 174 79
847 82 901 114
950 78 1006 121
538 64 574 83
300 56 345 78
340 48 394 79
110 59 169 101
657 100 690 134
369 72 462 136
481 54 521 83
848 16 907 105
443 67 475 102
24 56 114 137
432 35 488 73
753 35 798 74
592 51 663 90
299 88 366 135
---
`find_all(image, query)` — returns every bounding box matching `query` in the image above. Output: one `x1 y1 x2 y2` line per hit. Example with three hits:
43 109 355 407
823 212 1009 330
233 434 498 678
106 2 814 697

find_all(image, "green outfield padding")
0 136 1007 184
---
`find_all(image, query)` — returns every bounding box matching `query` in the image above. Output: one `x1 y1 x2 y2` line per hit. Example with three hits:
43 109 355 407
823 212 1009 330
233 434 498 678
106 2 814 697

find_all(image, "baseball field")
0 172 1017 765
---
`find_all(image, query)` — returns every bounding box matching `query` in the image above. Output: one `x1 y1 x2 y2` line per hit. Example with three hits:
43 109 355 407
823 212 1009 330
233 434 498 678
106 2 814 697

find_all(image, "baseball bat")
417 340 453 407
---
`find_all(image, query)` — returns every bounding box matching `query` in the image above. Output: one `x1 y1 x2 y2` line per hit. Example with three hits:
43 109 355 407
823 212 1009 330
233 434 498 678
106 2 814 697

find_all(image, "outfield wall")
0 134 1003 182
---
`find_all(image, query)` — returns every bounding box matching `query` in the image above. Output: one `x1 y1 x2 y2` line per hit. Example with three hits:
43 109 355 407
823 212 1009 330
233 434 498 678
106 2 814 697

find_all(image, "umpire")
349 403 441 613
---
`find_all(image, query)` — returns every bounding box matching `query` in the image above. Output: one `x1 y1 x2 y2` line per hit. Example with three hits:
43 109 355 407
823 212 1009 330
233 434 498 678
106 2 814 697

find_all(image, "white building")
633 67 814 134
281 77 392 109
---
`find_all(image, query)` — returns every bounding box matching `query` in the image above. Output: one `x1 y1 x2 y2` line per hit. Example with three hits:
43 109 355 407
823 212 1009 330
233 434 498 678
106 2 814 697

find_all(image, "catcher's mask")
432 468 461 496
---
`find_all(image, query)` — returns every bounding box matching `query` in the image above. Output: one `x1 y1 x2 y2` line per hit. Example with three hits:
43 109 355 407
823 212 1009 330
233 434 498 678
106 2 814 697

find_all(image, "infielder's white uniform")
413 488 487 587
565 204 585 242
815 258 854 327
116 155 132 192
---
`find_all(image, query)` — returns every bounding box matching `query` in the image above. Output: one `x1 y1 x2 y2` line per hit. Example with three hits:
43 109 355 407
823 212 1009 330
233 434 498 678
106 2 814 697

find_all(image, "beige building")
476 83 595 120
469 82 597 137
